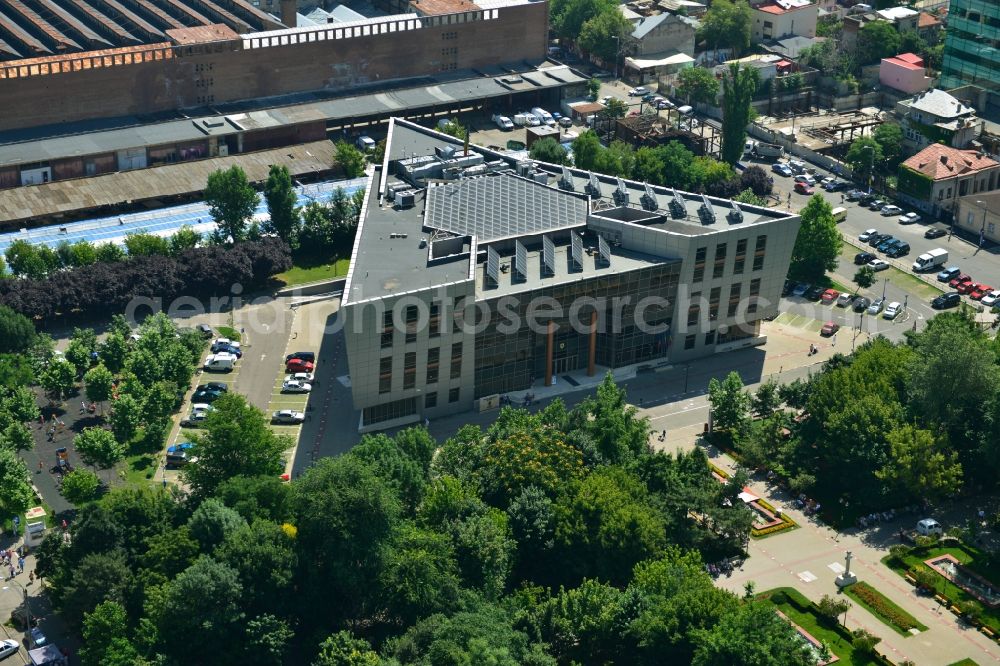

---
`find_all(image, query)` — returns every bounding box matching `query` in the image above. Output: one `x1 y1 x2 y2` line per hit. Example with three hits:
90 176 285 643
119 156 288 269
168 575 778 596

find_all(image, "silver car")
867 297 884 315
272 410 305 424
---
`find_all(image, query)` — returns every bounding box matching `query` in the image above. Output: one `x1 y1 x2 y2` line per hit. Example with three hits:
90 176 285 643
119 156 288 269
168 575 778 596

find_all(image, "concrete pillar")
587 311 597 377
280 0 296 27
545 321 554 387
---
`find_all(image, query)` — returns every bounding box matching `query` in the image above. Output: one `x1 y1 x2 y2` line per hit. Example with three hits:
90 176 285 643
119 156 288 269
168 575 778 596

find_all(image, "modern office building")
341 118 801 431
940 0 1000 91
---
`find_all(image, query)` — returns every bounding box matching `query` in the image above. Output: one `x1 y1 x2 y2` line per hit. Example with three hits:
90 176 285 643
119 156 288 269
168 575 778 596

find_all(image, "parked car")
214 343 242 358
937 266 961 282
820 321 840 336
931 292 961 309
285 372 315 383
805 285 826 300
981 290 1000 307
272 409 306 424
957 280 977 294
836 292 854 307
196 323 214 338
211 338 241 353
166 442 194 468
853 297 871 312
868 259 890 271
876 236 897 252
867 297 884 315
855 251 875 265
285 358 315 373
771 163 793 177
858 228 878 242
949 273 972 289
868 199 887 211
192 388 224 403
794 181 814 195
559 116 573 127
886 241 910 258
970 283 994 300
821 288 840 304
793 174 816 186
791 282 810 297
202 382 228 393
286 351 316 364
657 99 672 110
30 627 47 648
925 227 947 239
868 233 890 247
281 379 312 394
0 639 18 660
825 181 849 192
858 193 877 206
898 212 920 224
883 301 902 319
880 204 903 216
628 87 649 96
846 189 866 201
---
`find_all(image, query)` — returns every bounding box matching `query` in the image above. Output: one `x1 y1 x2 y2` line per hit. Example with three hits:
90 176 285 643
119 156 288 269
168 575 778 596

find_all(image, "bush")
851 628 881 655
910 567 938 593
888 544 910 564
60 469 101 504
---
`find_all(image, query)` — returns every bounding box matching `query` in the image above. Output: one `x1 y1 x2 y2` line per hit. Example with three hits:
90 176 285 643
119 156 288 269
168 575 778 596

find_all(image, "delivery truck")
911 247 948 272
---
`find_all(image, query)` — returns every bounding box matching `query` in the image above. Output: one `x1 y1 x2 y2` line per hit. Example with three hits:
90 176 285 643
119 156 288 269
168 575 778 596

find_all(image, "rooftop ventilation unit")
486 246 501 288
586 172 602 197
613 177 629 206
668 188 687 218
559 165 575 191
394 190 416 208
514 240 528 282
436 145 456 160
570 233 583 272
597 235 611 268
641 183 658 211
699 194 716 224
542 235 556 277
727 201 744 224
516 160 533 177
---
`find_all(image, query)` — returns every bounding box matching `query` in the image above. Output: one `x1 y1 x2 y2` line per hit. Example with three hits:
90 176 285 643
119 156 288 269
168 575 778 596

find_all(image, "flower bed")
844 582 927 635
708 463 797 538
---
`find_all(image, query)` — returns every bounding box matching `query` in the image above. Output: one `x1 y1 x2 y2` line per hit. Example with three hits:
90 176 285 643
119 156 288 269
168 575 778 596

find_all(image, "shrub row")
849 582 921 632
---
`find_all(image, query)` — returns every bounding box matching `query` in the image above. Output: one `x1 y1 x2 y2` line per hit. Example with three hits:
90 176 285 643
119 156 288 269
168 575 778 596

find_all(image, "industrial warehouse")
342 119 801 431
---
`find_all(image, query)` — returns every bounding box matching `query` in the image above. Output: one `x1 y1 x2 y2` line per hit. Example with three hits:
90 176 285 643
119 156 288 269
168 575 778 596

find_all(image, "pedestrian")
81 401 86 413
28 571 34 585
8 566 14 579
832 334 837 346
17 557 23 573
37 461 43 474
424 417 430 428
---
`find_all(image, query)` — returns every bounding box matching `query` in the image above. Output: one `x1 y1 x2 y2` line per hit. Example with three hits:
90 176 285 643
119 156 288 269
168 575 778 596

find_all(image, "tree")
84 364 114 409
40 359 76 400
187 498 247 550
263 165 299 246
0 423 34 452
751 380 780 419
204 165 260 243
572 131 603 170
579 9 631 62
336 141 366 178
95 242 126 264
74 427 127 477
123 233 170 258
876 425 963 500
0 448 34 517
244 614 294 666
4 240 49 279
858 20 902 65
698 0 752 56
0 354 33 389
816 595 850 625
552 0 615 41
529 137 569 165
314 631 381 666
602 97 628 119
0 305 35 353
80 601 139 666
739 165 773 196
109 394 142 445
846 137 884 185
708 371 751 433
692 601 813 666
720 63 759 166
853 265 875 292
678 67 720 105
169 225 201 255
61 469 102 504
587 78 601 100
438 118 468 141
381 522 461 625
2 385 39 423
183 393 290 498
594 140 637 177
633 147 666 184
872 122 903 168
790 195 842 281
98 333 128 374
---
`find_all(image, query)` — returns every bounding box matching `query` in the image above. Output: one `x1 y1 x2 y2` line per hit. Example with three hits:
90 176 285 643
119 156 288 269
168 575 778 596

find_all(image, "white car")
600 95 612 106
883 301 902 319
793 174 816 186
285 372 314 383
898 212 921 224
281 380 312 394
628 87 649 96
558 116 573 128
868 259 890 271
211 338 241 351
836 292 854 307
867 297 884 315
522 113 540 127
981 290 1000 307
0 639 18 659
272 410 306 424
820 176 836 187
859 228 878 242
880 205 903 216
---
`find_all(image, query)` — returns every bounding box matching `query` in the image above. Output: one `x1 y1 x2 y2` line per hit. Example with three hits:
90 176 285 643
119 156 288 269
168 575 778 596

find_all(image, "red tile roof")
895 52 923 65
918 12 941 28
884 56 922 71
757 4 786 14
902 144 999 181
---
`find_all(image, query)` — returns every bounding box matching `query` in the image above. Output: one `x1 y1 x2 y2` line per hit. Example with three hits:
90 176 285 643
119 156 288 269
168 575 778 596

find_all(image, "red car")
970 284 993 300
820 288 839 304
794 182 814 195
949 274 972 289
821 321 840 336
285 358 315 373
956 280 977 295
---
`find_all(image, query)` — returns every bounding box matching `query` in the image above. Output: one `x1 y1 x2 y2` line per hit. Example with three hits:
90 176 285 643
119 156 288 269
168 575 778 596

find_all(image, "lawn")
884 542 1000 635
757 587 884 666
946 659 980 666
216 325 241 341
840 240 943 301
275 258 350 287
842 581 927 636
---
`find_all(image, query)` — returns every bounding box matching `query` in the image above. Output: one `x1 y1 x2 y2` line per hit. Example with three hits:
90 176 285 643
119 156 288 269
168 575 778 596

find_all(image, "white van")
531 107 554 125
677 105 693 115
356 136 376 151
831 206 848 223
916 518 943 536
204 353 236 372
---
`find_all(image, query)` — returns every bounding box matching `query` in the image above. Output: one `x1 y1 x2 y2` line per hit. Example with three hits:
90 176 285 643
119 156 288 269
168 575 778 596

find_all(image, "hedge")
846 581 926 634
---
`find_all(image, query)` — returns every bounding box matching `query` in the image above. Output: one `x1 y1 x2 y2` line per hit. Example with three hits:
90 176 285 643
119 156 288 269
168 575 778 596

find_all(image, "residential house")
880 53 933 95
896 88 984 152
875 6 919 31
956 191 1000 245
750 0 818 43
843 6 918 53
623 12 698 83
761 35 824 59
917 11 943 44
897 143 1000 218
658 0 707 17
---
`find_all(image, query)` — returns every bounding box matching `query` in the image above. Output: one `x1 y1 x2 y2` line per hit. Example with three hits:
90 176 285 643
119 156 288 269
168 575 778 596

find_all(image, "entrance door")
552 356 577 375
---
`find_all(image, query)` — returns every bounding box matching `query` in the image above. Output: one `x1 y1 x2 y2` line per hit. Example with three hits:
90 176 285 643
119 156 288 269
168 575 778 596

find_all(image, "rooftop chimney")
940 154 948 164
281 0 296 27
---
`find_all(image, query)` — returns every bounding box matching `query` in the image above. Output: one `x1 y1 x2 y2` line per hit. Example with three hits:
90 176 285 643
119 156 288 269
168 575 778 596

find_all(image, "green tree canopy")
529 137 569 165
698 0 752 55
678 66 720 105
263 164 299 246
40 358 76 400
578 8 631 61
0 447 34 517
858 20 902 65
204 165 260 243
84 364 114 407
335 141 367 178
846 136 884 183
572 131 603 170
853 265 875 292
74 426 128 473
708 371 751 433
790 195 842 281
876 424 962 501
720 63 759 166
0 305 36 353
438 118 468 141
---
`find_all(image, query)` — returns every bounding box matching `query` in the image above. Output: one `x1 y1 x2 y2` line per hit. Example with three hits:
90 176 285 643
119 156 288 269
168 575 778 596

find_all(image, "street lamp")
612 36 620 81
977 199 988 249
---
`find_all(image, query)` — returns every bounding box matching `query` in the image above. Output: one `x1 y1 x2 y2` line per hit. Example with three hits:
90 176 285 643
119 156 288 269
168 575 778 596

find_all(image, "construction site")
754 107 886 158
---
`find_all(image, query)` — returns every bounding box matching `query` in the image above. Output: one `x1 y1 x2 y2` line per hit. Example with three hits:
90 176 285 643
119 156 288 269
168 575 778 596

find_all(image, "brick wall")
0 2 548 132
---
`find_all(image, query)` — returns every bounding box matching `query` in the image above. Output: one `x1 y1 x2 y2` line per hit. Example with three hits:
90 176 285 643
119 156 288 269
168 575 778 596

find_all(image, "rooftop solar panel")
570 233 583 271
597 235 611 268
542 235 555 276
728 201 744 224
641 183 658 211
699 194 716 224
560 165 575 191
586 172 602 197
514 240 528 281
486 246 500 287
613 177 629 206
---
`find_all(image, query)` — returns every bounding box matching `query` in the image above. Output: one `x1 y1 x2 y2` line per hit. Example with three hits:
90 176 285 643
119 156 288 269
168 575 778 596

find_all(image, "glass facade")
473 263 680 398
941 0 1000 91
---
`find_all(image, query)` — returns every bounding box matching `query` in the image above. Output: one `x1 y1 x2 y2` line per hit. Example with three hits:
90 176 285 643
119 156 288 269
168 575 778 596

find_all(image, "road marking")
828 562 845 574
797 570 817 583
